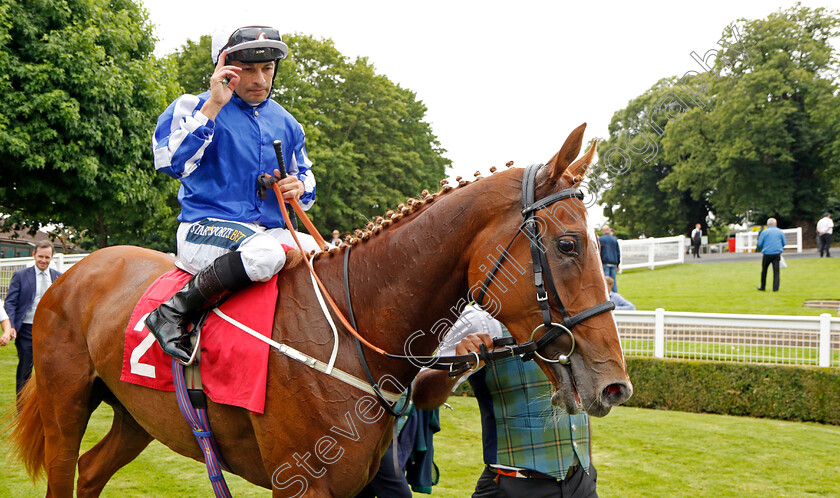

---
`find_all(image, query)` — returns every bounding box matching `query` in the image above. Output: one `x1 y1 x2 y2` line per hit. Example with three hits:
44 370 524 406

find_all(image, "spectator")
690 223 702 258
599 225 620 292
816 213 833 258
413 306 597 497
605 276 635 310
331 229 342 246
756 218 787 292
4 241 63 395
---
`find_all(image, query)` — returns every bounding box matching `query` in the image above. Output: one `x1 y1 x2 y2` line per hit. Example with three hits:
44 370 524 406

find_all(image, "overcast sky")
141 0 839 226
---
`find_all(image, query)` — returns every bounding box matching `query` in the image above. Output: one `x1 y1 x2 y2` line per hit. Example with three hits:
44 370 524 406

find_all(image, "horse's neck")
318 182 509 365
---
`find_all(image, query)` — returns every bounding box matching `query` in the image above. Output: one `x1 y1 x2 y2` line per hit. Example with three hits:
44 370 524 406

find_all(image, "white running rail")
734 227 802 253
618 235 686 270
616 308 840 367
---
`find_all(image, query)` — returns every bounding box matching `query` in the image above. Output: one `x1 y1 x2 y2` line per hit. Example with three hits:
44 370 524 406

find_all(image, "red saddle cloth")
120 269 278 414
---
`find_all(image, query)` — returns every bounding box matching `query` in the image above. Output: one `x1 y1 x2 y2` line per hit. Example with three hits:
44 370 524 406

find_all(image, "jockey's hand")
200 50 241 120
274 170 305 201
455 332 495 371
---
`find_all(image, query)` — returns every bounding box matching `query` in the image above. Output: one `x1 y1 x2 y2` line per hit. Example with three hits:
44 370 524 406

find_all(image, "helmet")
211 26 289 64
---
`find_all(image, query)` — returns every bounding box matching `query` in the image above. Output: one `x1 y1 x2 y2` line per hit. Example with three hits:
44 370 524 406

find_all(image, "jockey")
147 25 322 363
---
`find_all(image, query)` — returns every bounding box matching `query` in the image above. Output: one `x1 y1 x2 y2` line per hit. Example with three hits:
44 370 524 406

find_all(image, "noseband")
471 163 615 364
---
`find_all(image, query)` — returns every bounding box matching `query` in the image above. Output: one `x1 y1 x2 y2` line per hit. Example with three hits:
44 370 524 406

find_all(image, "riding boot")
145 252 252 363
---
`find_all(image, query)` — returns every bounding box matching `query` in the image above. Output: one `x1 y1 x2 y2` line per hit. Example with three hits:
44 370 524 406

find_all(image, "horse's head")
467 123 632 417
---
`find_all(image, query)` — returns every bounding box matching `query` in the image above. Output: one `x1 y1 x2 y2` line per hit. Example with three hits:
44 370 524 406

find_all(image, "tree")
167 33 450 235
595 78 709 237
663 5 840 232
0 0 182 251
595 5 840 238
168 35 213 95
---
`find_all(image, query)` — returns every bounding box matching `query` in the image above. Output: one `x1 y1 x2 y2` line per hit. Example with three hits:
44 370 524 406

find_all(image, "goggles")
222 26 288 63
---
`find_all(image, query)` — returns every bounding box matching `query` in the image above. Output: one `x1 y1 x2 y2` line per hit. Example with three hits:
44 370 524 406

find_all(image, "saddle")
119 268 279 413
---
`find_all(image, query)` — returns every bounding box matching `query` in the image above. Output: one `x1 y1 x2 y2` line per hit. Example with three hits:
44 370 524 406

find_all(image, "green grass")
1 257 839 496
3 344 840 495
617 257 840 316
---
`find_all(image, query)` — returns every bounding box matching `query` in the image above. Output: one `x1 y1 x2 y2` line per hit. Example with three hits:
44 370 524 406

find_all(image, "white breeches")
175 218 321 281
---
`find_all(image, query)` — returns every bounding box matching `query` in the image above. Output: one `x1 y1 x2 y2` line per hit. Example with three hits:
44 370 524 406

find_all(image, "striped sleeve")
152 95 215 179
292 123 316 211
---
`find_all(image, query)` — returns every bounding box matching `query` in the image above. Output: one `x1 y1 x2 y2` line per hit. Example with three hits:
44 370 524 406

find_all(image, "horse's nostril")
602 382 632 406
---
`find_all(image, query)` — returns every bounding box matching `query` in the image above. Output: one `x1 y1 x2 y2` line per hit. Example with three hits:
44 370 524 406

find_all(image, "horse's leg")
76 401 153 497
35 307 100 497
38 363 96 498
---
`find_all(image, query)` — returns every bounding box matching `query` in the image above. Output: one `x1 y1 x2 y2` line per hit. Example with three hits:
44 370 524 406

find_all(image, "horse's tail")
7 377 46 481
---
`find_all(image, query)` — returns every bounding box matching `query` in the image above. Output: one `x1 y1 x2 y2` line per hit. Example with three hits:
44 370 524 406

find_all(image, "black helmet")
212 26 288 64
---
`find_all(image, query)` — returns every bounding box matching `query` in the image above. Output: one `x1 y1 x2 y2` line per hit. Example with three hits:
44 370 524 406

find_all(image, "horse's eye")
557 239 576 255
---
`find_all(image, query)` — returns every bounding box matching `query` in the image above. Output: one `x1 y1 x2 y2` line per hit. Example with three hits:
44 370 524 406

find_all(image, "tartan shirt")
443 306 591 480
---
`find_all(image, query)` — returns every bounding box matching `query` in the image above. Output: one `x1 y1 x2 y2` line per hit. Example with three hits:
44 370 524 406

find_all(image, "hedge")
450 358 840 425
624 358 840 425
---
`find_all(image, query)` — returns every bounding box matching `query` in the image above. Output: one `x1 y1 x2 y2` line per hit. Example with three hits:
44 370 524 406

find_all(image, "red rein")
271 182 387 355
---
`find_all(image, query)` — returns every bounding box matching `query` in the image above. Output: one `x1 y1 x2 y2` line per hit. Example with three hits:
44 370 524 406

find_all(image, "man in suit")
3 241 62 395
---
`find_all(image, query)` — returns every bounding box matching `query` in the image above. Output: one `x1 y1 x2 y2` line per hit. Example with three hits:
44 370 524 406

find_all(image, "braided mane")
312 162 514 260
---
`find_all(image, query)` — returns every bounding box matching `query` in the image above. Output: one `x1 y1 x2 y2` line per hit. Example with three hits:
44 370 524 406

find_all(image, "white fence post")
819 313 831 367
648 242 655 270
677 235 685 264
54 253 65 272
654 307 665 358
796 227 803 253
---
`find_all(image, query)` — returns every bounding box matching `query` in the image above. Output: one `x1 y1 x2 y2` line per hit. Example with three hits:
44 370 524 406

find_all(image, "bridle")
344 164 615 413
265 145 614 416
474 162 616 364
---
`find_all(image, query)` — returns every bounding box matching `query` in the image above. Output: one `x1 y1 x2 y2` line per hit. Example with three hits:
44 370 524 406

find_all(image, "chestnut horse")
10 124 631 497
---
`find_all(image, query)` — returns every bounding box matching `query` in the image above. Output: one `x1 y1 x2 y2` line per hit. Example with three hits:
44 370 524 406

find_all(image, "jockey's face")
232 60 275 105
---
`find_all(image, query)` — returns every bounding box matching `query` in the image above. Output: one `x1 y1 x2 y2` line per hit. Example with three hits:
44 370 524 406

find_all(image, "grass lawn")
1 257 838 496
617 257 840 316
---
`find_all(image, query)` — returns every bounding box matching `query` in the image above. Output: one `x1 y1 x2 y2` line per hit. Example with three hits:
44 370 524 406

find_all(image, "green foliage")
168 33 450 236
0 0 182 251
596 5 840 237
663 5 840 230
167 35 212 95
596 78 709 237
625 358 840 424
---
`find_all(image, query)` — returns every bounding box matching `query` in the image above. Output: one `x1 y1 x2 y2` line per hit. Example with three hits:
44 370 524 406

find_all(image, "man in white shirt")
3 241 63 395
816 213 833 258
0 298 12 346
690 223 703 258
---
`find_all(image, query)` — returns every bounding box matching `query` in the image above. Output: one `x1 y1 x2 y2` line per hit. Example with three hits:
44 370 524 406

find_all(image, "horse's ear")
563 138 597 182
545 123 586 183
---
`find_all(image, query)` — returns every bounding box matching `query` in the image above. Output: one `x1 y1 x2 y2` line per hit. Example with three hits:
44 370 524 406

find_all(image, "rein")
366 163 615 375
267 152 614 412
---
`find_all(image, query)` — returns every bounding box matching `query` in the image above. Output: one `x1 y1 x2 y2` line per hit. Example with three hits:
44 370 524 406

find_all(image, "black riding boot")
146 252 252 363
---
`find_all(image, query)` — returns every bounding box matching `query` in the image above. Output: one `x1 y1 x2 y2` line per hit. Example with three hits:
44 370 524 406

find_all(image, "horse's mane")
312 162 515 261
